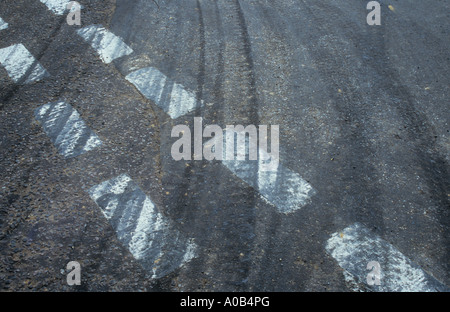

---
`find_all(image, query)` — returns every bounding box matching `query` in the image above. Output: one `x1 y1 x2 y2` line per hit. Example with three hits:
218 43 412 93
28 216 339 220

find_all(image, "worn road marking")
39 0 71 15
204 133 315 214
34 101 102 158
0 44 49 83
0 17 8 30
224 157 315 214
326 223 449 292
126 67 203 119
88 174 197 279
76 25 133 64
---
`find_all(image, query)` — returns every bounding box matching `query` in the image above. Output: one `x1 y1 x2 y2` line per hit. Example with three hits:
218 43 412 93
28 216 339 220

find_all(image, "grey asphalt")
0 0 448 291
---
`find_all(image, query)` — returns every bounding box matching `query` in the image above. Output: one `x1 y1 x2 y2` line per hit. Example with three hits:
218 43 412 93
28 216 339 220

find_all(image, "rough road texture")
0 0 448 291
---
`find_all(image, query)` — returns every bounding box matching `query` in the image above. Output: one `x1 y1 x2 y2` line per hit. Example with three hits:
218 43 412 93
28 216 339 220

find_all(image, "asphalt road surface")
0 0 448 292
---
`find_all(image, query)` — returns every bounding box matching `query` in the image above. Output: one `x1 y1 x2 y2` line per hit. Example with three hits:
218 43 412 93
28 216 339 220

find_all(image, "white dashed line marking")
0 44 49 84
0 17 8 30
76 25 134 64
125 67 203 119
34 101 102 158
224 157 315 214
88 174 197 279
204 131 315 214
39 0 71 15
326 223 448 292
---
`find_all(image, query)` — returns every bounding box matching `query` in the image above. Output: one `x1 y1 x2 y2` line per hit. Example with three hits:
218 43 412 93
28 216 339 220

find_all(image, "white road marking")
88 174 197 279
0 17 8 30
326 223 448 292
125 67 203 119
0 44 49 83
39 0 71 15
34 101 102 158
225 157 315 214
204 132 315 214
77 25 133 64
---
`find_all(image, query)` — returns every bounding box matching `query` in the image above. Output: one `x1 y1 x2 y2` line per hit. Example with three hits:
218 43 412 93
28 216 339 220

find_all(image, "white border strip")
89 174 197 279
0 44 49 83
77 25 134 64
204 133 315 213
40 0 71 15
126 67 203 119
0 17 8 30
34 101 102 158
326 223 447 292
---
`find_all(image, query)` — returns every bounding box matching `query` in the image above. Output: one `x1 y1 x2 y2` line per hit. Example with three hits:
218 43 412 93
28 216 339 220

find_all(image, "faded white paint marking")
0 17 8 30
77 25 133 64
226 156 315 214
0 44 49 83
88 174 197 279
40 0 69 15
326 223 448 292
182 239 197 263
168 82 198 119
204 132 315 214
39 0 74 15
125 67 203 119
34 101 102 158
